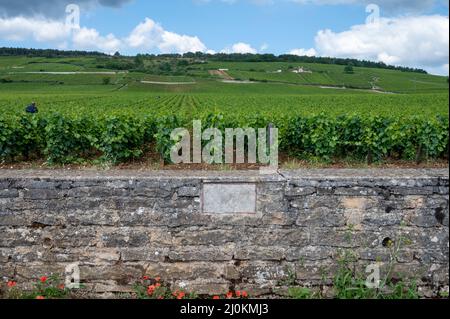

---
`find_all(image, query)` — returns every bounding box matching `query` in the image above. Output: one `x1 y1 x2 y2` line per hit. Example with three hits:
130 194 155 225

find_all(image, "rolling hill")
0 54 448 94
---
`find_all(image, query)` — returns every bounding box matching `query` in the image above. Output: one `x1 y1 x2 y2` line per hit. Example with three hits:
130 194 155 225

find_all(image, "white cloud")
221 42 258 54
72 27 121 54
0 16 208 55
0 16 70 42
289 48 317 56
159 31 207 53
126 18 207 54
126 18 163 48
0 16 121 54
313 15 449 74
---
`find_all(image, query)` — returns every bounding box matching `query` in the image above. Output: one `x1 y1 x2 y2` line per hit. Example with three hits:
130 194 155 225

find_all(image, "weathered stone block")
173 279 230 295
286 246 332 262
296 208 347 227
0 189 18 198
177 186 200 197
285 185 316 197
234 246 285 261
23 189 60 200
0 227 39 246
173 229 237 246
169 245 234 261
100 228 150 247
246 228 310 247
144 262 224 280
240 261 291 283
120 247 168 262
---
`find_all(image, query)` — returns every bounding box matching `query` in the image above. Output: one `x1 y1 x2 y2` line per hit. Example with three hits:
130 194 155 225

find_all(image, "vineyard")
0 91 448 165
0 55 448 166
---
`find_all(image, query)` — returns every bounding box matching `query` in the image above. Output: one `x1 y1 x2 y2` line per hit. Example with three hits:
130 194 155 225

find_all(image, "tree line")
0 47 107 58
183 52 428 74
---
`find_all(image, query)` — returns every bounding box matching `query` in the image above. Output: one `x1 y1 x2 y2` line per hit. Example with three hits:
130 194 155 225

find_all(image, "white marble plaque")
202 183 256 214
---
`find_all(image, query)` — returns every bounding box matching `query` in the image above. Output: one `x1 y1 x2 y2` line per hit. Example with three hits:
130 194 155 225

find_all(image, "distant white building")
218 69 229 71
292 67 312 74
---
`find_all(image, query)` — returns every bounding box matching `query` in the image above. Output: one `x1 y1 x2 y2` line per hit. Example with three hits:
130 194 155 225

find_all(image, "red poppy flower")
35 296 45 300
177 292 186 300
40 276 48 283
155 277 161 282
242 291 248 298
212 296 220 300
147 285 156 295
142 276 149 281
235 290 241 297
7 281 17 288
59 284 65 290
226 291 233 299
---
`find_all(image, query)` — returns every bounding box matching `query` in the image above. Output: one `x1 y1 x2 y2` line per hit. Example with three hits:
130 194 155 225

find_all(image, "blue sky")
84 1 367 54
0 0 449 74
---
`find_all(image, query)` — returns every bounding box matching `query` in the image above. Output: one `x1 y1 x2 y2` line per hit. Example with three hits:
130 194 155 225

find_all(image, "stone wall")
0 169 448 297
